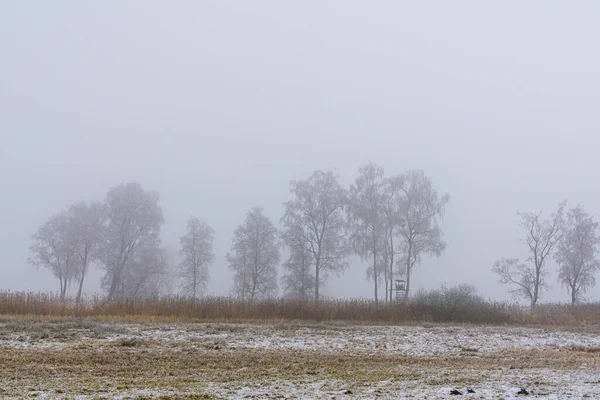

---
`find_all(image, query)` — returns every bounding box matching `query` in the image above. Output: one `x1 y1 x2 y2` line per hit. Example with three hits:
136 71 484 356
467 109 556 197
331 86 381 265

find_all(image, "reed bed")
0 290 598 326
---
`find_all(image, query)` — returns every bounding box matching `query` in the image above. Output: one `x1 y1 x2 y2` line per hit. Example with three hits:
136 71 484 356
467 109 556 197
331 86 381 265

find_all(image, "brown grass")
0 339 596 398
0 291 599 327
0 315 598 398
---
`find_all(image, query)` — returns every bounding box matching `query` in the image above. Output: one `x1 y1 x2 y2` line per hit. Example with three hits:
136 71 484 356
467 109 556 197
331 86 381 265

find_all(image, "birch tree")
227 207 279 300
67 201 105 302
348 163 386 303
554 205 599 304
28 211 78 300
493 202 565 307
178 217 215 297
281 170 349 301
394 170 450 299
99 182 164 300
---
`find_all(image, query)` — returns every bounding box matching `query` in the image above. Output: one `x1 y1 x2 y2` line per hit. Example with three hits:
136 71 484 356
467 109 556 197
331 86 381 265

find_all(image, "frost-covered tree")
28 211 78 300
554 205 599 304
282 170 350 301
67 201 105 302
394 170 450 299
493 202 565 307
178 217 214 297
348 162 387 303
98 182 164 300
227 207 279 300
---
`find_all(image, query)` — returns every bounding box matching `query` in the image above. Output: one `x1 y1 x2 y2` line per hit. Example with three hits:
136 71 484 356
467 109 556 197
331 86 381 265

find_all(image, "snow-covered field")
110 324 600 357
0 319 598 399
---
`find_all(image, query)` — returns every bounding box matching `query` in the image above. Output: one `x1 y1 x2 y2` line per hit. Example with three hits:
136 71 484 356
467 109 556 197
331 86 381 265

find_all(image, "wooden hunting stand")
394 279 406 302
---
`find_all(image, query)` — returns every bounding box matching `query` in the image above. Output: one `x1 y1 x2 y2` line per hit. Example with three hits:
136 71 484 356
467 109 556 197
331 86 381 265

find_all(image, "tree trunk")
59 277 65 301
76 252 89 303
315 261 320 301
384 273 389 303
388 231 394 303
60 278 68 301
404 266 411 301
532 281 539 308
192 264 197 298
383 243 389 303
531 268 539 309
108 270 118 300
301 251 307 301
531 256 540 309
373 249 378 304
76 273 85 303
404 242 412 301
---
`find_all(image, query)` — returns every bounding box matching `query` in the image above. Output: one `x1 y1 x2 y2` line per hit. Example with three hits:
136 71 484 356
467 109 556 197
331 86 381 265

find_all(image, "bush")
410 284 512 324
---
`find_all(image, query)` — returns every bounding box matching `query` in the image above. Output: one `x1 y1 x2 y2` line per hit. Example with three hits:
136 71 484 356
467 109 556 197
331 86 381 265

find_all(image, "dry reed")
0 290 598 326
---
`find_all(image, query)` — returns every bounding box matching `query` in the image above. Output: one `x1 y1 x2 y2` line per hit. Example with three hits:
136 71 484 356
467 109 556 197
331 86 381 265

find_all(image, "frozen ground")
110 323 600 356
0 319 598 399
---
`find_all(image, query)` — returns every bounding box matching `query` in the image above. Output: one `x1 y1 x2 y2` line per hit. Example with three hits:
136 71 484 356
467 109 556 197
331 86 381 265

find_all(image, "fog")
2 1 600 303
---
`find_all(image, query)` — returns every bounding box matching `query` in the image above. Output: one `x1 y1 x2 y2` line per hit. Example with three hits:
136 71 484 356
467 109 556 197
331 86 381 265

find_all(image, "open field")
0 317 599 399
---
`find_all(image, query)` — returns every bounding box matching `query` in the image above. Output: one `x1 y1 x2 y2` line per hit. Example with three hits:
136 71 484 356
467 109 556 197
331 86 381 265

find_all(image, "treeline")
26 163 600 306
27 164 449 303
493 202 600 307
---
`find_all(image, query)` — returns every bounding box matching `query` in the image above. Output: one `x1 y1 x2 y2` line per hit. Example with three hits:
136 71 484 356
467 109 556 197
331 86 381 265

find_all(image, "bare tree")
554 205 599 304
281 226 315 300
282 170 349 301
98 182 164 300
178 217 215 298
493 202 565 307
227 207 279 300
348 162 387 303
394 170 450 299
67 201 105 302
28 211 78 300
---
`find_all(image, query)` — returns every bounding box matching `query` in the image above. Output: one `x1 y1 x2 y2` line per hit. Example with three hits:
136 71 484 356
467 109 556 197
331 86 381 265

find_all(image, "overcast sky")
2 1 600 303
